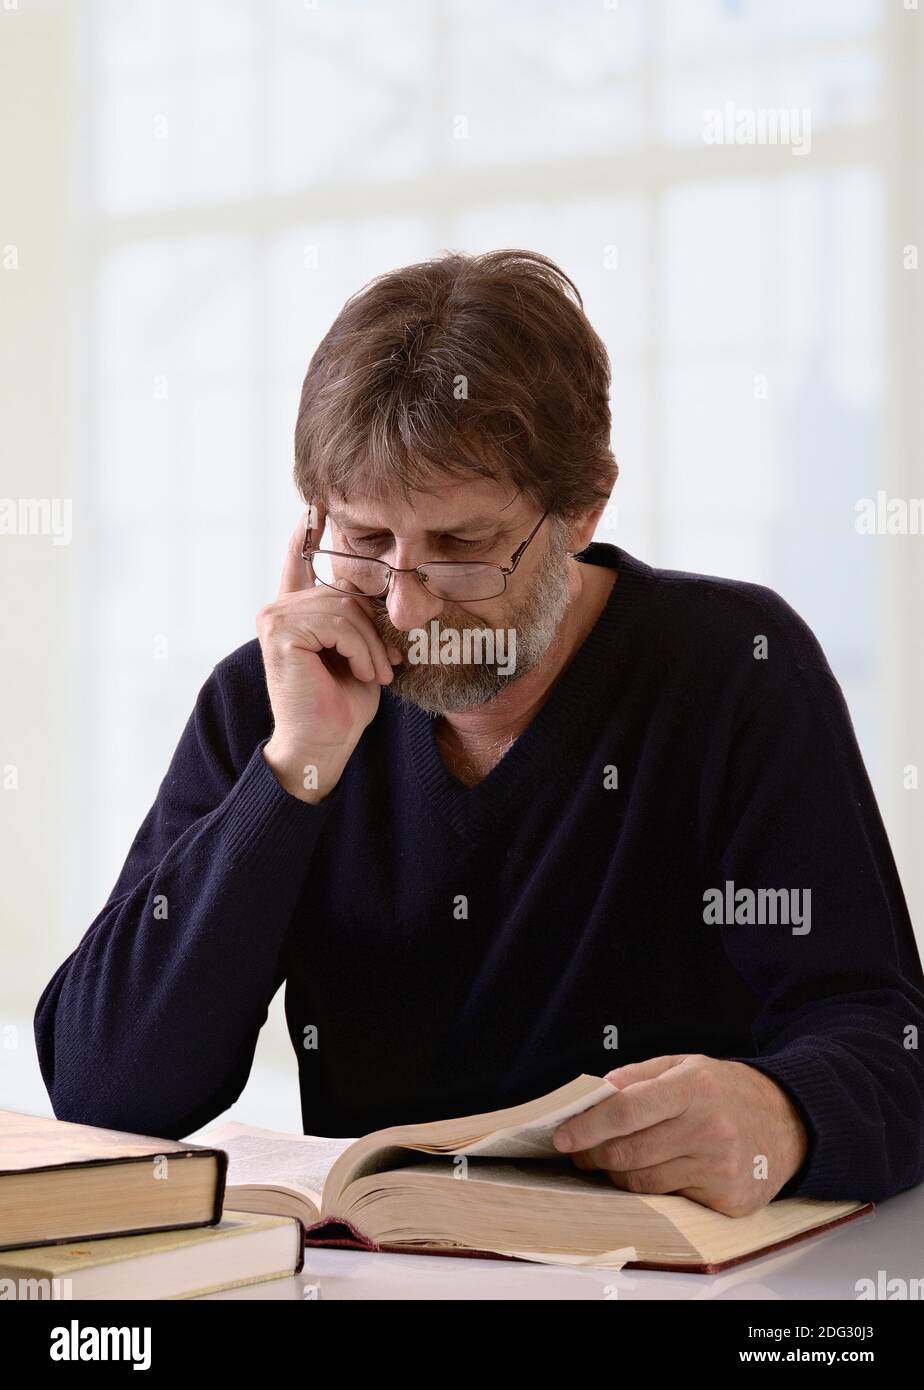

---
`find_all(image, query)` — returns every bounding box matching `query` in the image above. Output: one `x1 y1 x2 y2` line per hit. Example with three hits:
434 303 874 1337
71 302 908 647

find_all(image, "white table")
200 1182 924 1301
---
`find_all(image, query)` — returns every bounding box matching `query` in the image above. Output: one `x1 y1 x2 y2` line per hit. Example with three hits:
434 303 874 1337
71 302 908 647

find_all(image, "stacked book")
0 1075 873 1298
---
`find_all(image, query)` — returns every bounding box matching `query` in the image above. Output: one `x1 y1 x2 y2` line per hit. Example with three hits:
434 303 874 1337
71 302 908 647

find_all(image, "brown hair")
293 248 618 522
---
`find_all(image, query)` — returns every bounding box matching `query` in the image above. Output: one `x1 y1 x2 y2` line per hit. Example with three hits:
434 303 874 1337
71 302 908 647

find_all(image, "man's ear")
565 500 609 555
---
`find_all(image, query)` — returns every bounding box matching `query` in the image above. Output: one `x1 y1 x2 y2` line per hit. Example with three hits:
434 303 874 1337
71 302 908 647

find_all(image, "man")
35 249 924 1217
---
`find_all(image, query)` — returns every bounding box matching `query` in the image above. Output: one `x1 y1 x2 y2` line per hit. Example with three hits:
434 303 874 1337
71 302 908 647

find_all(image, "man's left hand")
552 1054 809 1216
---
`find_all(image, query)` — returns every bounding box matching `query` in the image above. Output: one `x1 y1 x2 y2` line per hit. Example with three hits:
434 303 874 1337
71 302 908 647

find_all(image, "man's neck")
435 554 617 751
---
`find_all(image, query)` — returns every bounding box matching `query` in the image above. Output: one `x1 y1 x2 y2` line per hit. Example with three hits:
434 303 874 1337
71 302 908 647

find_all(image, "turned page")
462 1079 616 1157
320 1074 616 1208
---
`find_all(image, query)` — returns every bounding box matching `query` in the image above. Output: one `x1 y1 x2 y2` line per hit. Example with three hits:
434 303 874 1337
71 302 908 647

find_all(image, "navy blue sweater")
34 543 924 1202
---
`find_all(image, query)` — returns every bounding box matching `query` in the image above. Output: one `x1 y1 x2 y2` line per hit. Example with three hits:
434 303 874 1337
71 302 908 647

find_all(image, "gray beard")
370 535 573 716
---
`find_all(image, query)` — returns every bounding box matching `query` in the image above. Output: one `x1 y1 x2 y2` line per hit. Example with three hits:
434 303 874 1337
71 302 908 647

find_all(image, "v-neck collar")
392 542 648 844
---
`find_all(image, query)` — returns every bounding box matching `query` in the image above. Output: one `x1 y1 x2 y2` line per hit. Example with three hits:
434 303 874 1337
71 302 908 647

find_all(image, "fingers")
278 510 315 598
603 1054 692 1090
277 500 331 598
605 1157 702 1198
310 498 328 543
315 593 399 683
554 1064 690 1152
291 610 380 684
569 1114 688 1174
265 596 397 686
272 498 400 684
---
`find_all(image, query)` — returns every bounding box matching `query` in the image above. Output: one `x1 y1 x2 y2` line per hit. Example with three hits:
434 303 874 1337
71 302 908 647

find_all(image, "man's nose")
383 567 446 632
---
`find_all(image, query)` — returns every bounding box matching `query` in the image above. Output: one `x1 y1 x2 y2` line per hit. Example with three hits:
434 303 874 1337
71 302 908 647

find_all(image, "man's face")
323 480 573 715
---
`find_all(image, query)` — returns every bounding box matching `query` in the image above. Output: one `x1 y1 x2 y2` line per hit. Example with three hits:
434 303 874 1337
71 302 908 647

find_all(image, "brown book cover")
0 1109 228 1252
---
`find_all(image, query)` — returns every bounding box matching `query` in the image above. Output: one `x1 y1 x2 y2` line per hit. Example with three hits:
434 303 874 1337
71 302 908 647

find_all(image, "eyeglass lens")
309 552 505 601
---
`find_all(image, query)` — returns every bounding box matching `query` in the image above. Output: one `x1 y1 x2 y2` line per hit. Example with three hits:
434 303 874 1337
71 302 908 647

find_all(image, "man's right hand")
257 500 401 803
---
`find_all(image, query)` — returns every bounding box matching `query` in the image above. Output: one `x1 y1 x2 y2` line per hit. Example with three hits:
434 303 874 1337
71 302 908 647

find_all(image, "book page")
495 1247 637 1270
404 1156 614 1193
198 1122 357 1203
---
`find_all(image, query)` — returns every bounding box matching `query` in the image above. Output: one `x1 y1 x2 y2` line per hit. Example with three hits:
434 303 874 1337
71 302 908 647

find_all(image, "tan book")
198 1075 873 1273
0 1210 303 1299
0 1110 226 1252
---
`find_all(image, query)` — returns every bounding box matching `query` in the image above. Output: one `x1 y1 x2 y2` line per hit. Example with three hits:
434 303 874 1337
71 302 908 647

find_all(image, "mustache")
370 608 481 649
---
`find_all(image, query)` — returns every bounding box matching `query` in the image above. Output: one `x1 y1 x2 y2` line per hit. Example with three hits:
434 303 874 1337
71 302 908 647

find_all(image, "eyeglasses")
301 506 550 602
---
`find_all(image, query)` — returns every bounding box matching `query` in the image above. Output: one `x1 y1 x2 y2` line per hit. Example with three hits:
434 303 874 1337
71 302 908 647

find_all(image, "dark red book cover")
301 1202 875 1274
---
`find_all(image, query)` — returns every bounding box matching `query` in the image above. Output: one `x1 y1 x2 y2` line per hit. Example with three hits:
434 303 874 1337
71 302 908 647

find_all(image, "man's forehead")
327 488 520 530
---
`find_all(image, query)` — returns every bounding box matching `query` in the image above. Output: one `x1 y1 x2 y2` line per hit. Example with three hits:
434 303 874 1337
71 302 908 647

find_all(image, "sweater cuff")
213 736 342 872
726 1045 866 1201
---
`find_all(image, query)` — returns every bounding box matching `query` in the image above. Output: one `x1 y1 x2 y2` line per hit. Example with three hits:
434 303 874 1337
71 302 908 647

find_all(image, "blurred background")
2 0 922 1136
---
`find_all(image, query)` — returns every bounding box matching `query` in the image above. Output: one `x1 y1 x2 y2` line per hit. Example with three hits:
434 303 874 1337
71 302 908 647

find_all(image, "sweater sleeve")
33 649 339 1140
708 661 924 1204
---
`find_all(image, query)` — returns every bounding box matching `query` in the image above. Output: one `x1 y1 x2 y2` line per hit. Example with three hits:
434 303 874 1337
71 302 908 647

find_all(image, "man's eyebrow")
329 512 502 534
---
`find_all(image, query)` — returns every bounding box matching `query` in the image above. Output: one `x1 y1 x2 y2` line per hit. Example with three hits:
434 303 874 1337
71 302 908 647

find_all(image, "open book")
197 1074 873 1274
